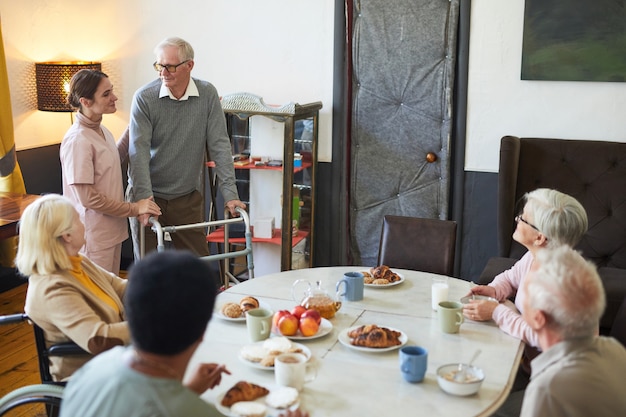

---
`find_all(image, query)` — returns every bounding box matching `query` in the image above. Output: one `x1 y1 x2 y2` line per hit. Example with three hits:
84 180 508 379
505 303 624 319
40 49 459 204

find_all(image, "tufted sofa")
478 136 626 333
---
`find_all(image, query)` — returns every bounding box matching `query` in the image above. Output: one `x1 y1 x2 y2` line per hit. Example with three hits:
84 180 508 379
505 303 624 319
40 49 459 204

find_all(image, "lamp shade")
35 61 101 112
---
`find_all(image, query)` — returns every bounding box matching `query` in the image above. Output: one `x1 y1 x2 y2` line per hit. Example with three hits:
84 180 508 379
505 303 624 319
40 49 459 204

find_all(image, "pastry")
230 401 267 417
221 302 243 318
221 381 270 407
240 296 260 312
372 278 390 285
348 324 402 348
265 387 299 409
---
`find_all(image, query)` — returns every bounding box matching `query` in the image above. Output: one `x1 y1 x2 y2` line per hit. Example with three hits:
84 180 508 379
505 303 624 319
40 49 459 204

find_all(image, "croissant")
240 296 259 312
370 265 391 279
221 381 269 407
348 325 402 348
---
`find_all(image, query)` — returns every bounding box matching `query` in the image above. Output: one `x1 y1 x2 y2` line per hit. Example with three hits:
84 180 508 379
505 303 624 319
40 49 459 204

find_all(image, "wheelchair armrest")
47 342 88 357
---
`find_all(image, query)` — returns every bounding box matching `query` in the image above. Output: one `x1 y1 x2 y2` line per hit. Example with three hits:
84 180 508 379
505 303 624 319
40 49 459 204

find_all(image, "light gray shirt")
521 336 626 417
60 346 221 417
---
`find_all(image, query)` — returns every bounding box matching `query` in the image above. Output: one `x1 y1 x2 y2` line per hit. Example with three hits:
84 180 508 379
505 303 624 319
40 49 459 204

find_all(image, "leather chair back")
483 136 626 331
610 296 626 347
377 215 457 276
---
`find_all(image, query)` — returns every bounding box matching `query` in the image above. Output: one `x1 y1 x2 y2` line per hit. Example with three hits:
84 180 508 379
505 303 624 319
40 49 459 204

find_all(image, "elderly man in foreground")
520 246 626 417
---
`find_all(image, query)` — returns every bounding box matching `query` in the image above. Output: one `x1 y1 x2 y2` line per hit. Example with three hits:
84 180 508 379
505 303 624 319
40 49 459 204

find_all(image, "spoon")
455 349 481 382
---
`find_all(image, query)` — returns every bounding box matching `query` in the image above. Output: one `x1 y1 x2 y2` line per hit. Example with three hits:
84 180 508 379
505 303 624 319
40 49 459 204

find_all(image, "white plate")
239 342 312 370
215 384 300 417
338 325 408 353
460 295 498 304
362 270 405 288
272 318 333 340
215 299 272 322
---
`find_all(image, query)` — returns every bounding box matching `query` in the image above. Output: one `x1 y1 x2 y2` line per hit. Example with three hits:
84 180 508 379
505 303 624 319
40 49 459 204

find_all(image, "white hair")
528 246 605 339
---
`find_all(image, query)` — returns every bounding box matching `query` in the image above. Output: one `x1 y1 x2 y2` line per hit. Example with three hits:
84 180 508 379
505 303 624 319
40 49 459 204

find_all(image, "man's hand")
184 363 231 394
137 213 154 226
225 199 247 217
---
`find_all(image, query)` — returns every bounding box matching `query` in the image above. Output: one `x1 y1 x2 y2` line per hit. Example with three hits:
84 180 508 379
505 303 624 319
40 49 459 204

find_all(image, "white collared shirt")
158 77 199 101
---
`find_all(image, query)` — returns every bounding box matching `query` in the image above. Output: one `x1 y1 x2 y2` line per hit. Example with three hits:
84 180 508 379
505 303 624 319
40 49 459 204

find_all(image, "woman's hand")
468 284 496 298
185 363 231 394
134 198 162 217
463 299 498 321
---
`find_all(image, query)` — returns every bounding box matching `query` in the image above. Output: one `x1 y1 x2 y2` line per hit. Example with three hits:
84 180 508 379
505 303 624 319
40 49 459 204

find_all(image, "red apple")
299 316 320 337
291 305 307 320
278 313 299 336
301 309 322 325
272 310 291 332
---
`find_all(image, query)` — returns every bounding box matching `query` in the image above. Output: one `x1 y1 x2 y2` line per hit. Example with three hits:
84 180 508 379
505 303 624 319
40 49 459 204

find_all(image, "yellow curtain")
0 17 27 266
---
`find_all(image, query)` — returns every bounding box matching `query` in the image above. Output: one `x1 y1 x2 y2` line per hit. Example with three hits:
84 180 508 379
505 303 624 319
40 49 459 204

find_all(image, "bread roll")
240 296 260 312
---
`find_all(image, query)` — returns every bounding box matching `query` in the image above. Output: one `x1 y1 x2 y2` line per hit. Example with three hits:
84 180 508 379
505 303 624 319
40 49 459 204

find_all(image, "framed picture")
521 0 626 82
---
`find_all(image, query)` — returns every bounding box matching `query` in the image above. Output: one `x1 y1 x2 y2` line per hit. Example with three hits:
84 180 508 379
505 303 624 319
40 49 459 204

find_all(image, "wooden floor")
0 283 46 416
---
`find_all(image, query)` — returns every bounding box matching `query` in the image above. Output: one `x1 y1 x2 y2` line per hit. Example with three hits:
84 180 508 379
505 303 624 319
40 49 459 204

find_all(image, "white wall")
466 0 626 173
0 0 335 161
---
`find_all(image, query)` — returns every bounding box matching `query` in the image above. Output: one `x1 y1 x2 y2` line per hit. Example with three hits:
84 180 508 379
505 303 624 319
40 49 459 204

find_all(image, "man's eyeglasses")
515 215 540 232
153 60 190 73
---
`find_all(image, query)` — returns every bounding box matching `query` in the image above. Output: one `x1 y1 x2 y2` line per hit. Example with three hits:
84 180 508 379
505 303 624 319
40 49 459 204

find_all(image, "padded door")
350 0 460 265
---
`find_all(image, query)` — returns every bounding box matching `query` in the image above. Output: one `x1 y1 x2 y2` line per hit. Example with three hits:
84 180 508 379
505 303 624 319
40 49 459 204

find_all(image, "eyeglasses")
153 60 190 73
515 215 540 232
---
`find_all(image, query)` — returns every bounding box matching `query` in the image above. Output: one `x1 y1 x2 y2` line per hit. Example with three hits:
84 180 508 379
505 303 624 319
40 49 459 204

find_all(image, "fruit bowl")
436 364 485 396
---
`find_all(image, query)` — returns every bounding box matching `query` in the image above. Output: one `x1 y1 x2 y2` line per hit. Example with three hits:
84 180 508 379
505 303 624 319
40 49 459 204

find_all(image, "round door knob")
426 152 438 163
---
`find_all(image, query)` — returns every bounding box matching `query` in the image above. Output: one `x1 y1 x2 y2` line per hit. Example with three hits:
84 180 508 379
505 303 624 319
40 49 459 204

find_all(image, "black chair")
610 296 626 347
479 136 626 334
377 215 457 276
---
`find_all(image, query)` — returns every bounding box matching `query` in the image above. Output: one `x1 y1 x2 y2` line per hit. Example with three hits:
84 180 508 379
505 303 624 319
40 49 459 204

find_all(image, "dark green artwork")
521 0 626 82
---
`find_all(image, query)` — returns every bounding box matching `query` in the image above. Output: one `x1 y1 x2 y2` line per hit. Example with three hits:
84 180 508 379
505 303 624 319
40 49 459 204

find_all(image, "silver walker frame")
139 207 254 289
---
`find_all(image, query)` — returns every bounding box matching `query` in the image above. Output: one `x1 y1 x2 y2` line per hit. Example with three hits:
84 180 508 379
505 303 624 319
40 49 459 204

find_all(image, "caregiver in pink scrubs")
60 70 161 274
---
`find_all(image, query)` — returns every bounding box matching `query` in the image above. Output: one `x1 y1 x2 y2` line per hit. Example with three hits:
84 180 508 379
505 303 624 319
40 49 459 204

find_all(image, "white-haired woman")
16 194 130 381
463 188 588 347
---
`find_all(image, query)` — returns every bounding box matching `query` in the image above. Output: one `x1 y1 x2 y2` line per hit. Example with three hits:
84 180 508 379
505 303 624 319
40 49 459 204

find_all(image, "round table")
190 266 523 417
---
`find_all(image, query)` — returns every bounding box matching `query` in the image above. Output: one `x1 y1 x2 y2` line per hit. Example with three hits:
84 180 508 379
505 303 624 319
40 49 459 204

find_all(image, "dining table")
190 266 524 417
0 192 40 240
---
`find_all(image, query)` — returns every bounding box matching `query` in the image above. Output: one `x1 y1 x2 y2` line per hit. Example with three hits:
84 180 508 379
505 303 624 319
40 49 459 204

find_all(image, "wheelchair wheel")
0 384 64 416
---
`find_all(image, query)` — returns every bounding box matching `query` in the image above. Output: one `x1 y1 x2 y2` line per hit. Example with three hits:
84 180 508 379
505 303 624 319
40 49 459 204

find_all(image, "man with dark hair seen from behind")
60 251 307 416
520 246 626 417
60 250 230 415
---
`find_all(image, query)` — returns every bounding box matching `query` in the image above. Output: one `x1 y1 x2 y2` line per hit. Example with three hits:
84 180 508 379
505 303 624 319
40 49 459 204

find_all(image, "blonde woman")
16 194 130 381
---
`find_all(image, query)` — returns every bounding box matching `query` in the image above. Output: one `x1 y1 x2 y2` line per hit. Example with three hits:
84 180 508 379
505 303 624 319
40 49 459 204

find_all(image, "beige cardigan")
24 256 130 381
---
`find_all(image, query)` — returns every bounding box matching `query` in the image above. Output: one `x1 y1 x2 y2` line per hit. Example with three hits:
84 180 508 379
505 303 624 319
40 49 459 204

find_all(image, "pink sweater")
489 251 540 348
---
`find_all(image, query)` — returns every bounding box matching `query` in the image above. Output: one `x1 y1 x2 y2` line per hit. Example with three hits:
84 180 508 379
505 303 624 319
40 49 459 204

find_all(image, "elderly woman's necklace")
131 349 180 379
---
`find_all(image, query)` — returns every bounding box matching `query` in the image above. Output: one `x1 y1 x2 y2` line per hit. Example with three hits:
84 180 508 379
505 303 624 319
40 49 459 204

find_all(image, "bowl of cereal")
436 364 485 396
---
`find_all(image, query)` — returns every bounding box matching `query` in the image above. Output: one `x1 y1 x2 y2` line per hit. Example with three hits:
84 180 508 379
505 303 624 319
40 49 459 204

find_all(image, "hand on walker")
185 363 231 394
226 199 247 217
134 198 162 217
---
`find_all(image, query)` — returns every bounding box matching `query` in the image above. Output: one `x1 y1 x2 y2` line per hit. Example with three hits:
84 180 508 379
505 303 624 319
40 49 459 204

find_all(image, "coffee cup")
246 308 273 342
399 345 428 383
274 353 317 391
438 301 464 333
336 271 364 302
432 276 449 311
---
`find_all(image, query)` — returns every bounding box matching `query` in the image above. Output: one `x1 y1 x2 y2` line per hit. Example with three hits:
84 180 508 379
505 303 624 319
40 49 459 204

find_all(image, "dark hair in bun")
67 69 108 109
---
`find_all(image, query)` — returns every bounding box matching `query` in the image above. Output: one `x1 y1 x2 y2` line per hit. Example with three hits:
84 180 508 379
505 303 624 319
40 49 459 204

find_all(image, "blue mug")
399 345 428 383
336 272 364 301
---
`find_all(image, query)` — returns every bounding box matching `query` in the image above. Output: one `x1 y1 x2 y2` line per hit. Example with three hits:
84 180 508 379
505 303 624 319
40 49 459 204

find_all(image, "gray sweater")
128 78 238 202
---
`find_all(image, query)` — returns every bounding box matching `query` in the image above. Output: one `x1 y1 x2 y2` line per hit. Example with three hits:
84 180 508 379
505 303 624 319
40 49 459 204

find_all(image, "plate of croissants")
338 324 408 352
216 296 271 322
362 265 405 287
216 381 300 417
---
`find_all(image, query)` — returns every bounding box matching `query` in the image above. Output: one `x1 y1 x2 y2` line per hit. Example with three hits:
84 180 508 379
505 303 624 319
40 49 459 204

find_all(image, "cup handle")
260 321 268 334
456 312 464 326
335 279 347 298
